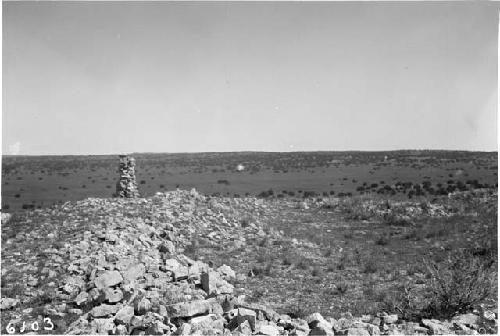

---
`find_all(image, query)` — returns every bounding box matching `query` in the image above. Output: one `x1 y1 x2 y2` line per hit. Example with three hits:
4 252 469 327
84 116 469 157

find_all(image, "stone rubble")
0 187 497 335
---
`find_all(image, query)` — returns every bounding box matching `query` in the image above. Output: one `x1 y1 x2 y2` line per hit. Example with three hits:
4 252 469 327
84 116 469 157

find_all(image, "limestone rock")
189 314 225 333
167 298 222 318
228 308 257 331
115 305 135 325
90 304 120 318
217 264 236 280
104 288 123 303
421 319 452 335
382 314 398 325
346 327 371 336
201 270 234 295
94 270 123 289
0 298 19 310
256 323 280 336
90 317 116 334
122 263 146 283
451 313 480 330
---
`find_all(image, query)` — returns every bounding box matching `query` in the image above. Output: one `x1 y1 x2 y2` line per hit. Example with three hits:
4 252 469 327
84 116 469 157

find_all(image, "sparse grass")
295 258 310 271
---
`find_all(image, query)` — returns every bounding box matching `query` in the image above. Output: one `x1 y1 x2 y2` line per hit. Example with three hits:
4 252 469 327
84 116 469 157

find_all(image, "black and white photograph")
1 1 498 335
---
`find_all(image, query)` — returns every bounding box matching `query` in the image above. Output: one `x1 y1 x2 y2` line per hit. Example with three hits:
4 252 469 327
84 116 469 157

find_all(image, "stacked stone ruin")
115 155 140 198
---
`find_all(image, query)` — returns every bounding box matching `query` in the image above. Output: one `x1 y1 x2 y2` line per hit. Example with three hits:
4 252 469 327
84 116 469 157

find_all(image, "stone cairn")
115 155 140 198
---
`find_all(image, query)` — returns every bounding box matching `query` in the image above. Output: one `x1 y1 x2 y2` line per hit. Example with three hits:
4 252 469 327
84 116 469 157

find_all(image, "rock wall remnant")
115 155 140 198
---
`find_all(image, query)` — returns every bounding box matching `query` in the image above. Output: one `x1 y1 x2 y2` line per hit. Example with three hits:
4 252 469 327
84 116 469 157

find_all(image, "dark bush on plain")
422 250 496 319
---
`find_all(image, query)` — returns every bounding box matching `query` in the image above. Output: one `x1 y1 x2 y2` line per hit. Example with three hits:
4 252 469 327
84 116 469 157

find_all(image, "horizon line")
1 148 498 157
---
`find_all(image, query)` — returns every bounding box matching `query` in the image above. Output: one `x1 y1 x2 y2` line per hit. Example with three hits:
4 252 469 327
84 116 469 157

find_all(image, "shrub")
296 258 310 270
335 281 349 296
422 250 496 319
303 191 318 198
282 256 293 266
287 301 311 319
384 213 413 226
375 234 390 246
184 239 200 259
257 189 274 198
378 283 420 321
240 215 253 227
251 262 273 277
362 260 378 274
311 266 323 277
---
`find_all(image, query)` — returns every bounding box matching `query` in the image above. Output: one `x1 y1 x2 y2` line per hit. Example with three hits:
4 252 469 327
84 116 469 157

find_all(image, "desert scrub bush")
375 233 390 246
383 212 413 226
422 249 496 319
239 214 253 227
295 257 310 270
362 261 378 274
251 262 273 277
334 281 349 296
287 300 312 319
311 266 323 277
183 239 200 259
378 283 421 321
257 189 274 198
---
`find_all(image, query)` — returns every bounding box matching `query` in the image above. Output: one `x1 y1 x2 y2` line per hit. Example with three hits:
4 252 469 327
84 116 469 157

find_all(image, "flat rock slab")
166 298 223 318
94 270 123 289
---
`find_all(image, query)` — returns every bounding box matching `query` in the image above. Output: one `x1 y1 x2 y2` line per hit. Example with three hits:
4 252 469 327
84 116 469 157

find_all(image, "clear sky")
2 1 498 155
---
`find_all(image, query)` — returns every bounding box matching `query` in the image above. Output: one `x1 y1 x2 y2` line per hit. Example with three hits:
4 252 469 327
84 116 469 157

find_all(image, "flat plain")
1 151 497 211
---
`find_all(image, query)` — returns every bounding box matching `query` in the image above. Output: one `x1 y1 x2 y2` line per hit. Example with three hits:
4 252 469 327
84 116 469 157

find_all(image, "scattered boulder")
201 270 234 295
256 323 280 336
382 314 398 325
451 313 480 330
167 298 222 318
346 327 371 336
90 304 120 318
422 319 452 335
121 263 146 283
0 298 19 310
228 308 258 331
94 270 123 290
115 305 135 325
104 288 123 303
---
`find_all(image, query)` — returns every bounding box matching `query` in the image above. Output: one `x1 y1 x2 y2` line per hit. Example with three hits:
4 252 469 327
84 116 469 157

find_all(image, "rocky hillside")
1 189 497 335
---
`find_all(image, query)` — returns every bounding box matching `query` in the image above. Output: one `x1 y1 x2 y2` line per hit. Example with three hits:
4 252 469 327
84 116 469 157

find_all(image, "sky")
2 1 498 155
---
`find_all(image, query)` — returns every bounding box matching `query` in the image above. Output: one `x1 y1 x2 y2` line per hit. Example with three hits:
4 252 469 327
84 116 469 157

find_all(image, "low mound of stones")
0 189 497 335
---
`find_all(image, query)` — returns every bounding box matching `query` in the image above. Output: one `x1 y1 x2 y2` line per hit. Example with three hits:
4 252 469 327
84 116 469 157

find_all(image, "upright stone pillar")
115 155 140 198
